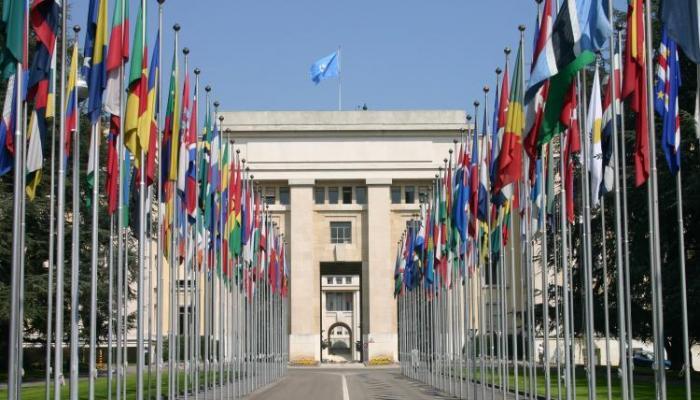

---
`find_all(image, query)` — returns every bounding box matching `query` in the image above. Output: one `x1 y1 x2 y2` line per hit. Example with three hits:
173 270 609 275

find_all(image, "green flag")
0 0 25 78
538 51 595 145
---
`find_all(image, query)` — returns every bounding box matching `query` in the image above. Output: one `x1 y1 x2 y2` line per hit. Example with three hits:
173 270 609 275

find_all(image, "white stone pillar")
365 178 398 362
288 179 320 363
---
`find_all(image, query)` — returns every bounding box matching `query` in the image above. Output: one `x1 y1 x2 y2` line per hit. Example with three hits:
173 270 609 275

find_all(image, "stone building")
222 110 467 363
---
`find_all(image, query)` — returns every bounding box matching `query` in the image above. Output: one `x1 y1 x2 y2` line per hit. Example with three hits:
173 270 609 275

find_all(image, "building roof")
220 110 469 134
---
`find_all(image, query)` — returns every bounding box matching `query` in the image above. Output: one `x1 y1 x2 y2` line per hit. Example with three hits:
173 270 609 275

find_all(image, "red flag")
561 80 580 224
621 0 649 187
106 115 120 214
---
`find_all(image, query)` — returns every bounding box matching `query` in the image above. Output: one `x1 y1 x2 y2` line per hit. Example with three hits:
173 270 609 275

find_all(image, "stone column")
365 178 398 362
288 179 320 363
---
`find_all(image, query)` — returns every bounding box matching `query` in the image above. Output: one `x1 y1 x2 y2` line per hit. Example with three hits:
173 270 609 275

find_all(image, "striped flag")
0 74 17 175
64 43 79 163
654 28 682 175
104 0 129 115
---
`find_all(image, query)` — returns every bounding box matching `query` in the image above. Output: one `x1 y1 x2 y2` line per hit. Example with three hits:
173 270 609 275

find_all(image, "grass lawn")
0 370 237 400
465 364 699 400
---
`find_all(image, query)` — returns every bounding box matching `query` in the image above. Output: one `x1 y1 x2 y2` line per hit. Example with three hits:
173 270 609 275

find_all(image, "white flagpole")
45 57 58 400
89 119 101 400
53 4 68 399
69 24 81 400
337 46 341 111
155 3 165 400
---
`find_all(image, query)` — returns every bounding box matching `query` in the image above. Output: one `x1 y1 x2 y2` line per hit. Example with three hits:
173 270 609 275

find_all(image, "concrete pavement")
244 367 504 400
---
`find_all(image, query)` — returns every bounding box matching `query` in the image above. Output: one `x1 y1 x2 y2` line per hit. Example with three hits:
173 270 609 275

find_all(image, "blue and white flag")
310 51 339 84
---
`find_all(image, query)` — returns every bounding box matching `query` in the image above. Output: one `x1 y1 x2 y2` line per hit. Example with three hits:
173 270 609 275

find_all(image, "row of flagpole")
395 1 695 400
3 0 290 399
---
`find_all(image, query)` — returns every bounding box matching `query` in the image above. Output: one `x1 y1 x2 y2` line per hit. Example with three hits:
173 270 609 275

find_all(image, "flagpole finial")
504 47 511 56
466 114 472 122
183 47 190 56
483 85 490 93
473 101 480 108
173 23 180 32
615 21 624 31
518 25 526 32
236 149 240 154
535 0 543 3
496 67 502 75
194 68 201 75
219 116 224 123
453 139 458 145
73 25 81 33
213 101 220 110
157 0 166 4
205 85 211 93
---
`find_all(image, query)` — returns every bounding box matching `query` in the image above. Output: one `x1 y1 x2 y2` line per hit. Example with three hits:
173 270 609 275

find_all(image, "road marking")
341 374 350 400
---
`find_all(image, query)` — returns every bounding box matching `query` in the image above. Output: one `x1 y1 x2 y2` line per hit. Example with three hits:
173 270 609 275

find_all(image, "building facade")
222 110 467 363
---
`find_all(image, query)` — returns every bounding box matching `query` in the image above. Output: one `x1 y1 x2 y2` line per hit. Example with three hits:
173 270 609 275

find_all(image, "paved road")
244 367 491 400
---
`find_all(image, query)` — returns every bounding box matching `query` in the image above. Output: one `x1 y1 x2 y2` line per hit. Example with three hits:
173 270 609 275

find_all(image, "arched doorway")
326 321 353 362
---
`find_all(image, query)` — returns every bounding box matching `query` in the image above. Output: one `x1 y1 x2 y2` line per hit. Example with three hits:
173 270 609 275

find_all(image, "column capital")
288 178 315 186
365 178 392 186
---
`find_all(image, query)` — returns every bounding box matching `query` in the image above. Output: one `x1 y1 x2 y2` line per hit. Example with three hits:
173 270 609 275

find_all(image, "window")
178 306 193 335
279 187 290 205
355 186 367 204
345 277 352 284
264 187 276 205
419 186 430 202
335 277 343 284
342 187 353 204
391 186 401 204
330 221 352 244
315 187 325 204
326 277 333 284
328 187 339 204
405 186 416 204
326 292 354 311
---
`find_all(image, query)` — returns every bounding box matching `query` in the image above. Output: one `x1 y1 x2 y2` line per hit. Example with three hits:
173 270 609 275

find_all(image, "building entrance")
320 262 362 362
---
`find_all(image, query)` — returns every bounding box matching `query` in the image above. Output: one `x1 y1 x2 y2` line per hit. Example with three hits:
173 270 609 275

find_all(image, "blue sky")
69 0 626 113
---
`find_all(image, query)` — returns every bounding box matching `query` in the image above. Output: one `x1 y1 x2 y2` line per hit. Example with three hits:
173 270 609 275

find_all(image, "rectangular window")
178 306 193 335
264 187 276 205
391 186 401 204
355 186 367 204
404 186 416 204
342 186 353 204
326 276 333 284
279 187 290 205
328 187 339 204
326 292 353 311
419 186 430 202
315 187 325 204
330 221 352 244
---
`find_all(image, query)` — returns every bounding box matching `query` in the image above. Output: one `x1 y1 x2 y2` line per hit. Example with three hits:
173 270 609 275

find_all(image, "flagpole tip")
73 25 80 33
194 68 201 75
615 22 624 31
219 115 224 122
466 114 472 121
157 0 166 4
473 101 480 108
205 85 211 92
213 101 220 108
496 67 502 75
173 23 181 32
518 25 526 32
183 47 190 56
483 85 490 93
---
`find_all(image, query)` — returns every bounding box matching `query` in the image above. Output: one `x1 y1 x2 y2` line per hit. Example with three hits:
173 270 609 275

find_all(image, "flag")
661 0 700 64
654 28 682 175
186 74 198 221
525 0 610 102
162 46 179 186
105 115 120 214
310 50 339 84
25 110 42 200
561 80 580 224
622 0 649 187
104 0 129 115
601 48 621 195
124 1 148 161
587 66 603 207
27 0 58 105
64 43 79 162
83 0 108 123
0 74 16 175
177 69 190 194
494 38 525 195
491 64 509 198
144 30 159 186
0 0 26 78
523 0 552 167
